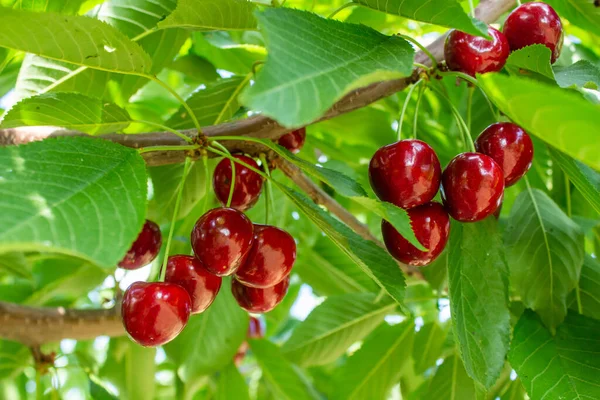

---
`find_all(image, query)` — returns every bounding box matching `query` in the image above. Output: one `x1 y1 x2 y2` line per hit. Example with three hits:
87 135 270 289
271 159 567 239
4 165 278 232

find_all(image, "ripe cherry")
191 208 254 277
444 27 510 77
235 225 296 288
213 155 263 212
441 153 504 222
231 277 289 313
118 220 162 270
503 2 563 63
382 202 450 267
475 123 534 187
278 128 306 154
164 255 222 314
121 282 191 347
369 139 441 209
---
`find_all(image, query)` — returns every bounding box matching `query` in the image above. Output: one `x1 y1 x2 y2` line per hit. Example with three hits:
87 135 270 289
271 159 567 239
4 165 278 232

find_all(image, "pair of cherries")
370 123 533 267
445 2 564 76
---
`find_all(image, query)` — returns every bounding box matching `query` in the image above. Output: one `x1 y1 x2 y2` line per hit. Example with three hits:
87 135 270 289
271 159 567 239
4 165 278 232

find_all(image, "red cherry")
213 155 263 212
475 123 534 187
234 341 249 366
118 220 162 270
164 255 222 314
121 282 191 347
231 277 289 313
278 128 306 154
369 139 441 209
248 316 265 339
503 2 563 63
441 153 505 222
235 225 296 288
382 202 450 267
191 208 254 277
444 27 510 77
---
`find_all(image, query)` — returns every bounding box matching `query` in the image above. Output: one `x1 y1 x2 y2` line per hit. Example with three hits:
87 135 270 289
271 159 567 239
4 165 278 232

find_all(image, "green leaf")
504 45 556 81
241 8 415 127
505 189 585 331
0 340 29 380
448 218 510 388
545 0 600 37
509 310 600 400
331 321 415 400
0 136 148 268
216 363 250 400
249 340 316 400
89 375 118 400
413 322 447 374
167 76 247 129
164 282 248 381
170 54 219 84
275 184 406 306
158 0 257 31
549 146 600 214
282 293 394 366
3 0 87 13
0 8 151 74
352 0 488 36
424 354 479 400
0 252 32 280
0 93 131 134
554 60 600 90
193 33 266 75
478 73 600 171
570 255 600 321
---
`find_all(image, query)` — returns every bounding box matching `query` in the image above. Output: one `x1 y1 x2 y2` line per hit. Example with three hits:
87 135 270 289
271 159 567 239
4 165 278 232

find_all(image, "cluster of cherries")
118 129 306 347
371 2 559 267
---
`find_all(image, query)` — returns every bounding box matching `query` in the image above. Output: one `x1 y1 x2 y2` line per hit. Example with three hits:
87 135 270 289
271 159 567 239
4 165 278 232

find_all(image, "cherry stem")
132 120 193 144
138 144 199 154
413 82 427 140
397 34 438 69
468 0 475 17
429 84 475 152
210 141 236 208
159 157 193 281
466 85 475 134
327 2 355 19
259 154 275 225
206 146 271 181
201 152 211 215
516 0 522 5
214 73 253 126
438 71 499 120
397 79 423 141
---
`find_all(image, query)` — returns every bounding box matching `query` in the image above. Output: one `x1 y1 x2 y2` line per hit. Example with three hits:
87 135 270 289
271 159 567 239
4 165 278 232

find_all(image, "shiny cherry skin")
382 202 450 267
231 277 289 313
235 225 296 288
444 27 510 77
503 2 563 63
278 128 306 154
369 139 441 209
213 155 263 212
118 220 162 270
475 123 534 187
191 208 254 277
164 255 222 314
441 153 505 222
121 282 191 347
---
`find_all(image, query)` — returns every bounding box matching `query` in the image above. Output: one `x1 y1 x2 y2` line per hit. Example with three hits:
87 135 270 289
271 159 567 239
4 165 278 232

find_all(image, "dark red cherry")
369 139 441 209
164 255 222 314
248 316 265 339
475 123 534 187
444 27 510 77
503 2 563 63
235 225 296 288
231 277 289 313
118 220 162 270
382 202 450 267
213 155 263 212
441 153 505 222
278 128 306 154
121 282 191 347
191 208 254 277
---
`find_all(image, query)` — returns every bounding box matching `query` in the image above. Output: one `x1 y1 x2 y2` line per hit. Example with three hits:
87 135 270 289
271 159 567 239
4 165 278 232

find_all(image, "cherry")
164 255 222 314
278 128 306 154
503 2 563 63
191 208 254 277
369 139 441 209
441 153 504 222
121 282 191 347
248 316 265 339
475 123 534 187
213 155 263 212
118 220 162 270
382 202 450 266
231 277 289 313
444 27 510 77
235 225 296 288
